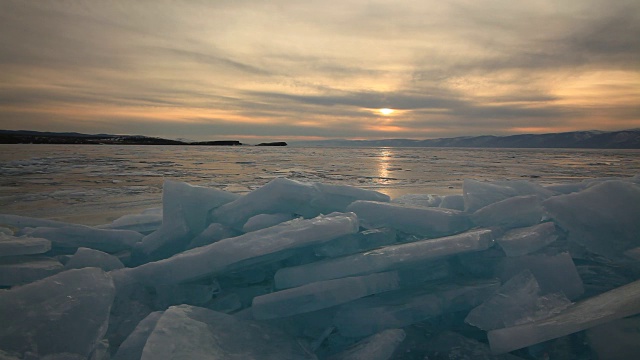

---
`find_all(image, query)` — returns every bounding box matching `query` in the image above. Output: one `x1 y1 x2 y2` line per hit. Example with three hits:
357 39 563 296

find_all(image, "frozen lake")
1 144 639 225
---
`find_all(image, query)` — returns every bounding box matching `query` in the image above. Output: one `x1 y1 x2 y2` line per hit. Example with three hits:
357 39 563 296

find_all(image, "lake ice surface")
1 144 639 225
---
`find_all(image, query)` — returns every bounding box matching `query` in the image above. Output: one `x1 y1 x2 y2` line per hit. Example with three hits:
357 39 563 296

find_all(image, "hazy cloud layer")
1 0 638 140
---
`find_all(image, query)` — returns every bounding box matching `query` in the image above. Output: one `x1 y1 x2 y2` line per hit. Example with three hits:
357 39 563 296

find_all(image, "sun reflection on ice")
378 148 392 181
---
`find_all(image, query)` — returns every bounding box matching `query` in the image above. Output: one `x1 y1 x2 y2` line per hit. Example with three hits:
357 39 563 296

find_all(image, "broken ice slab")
120 212 359 286
314 228 397 258
275 229 493 290
493 179 556 199
140 305 315 360
496 222 558 257
346 200 470 237
130 181 240 262
161 180 239 235
465 270 571 331
545 182 588 194
242 212 295 233
97 211 162 234
212 178 389 229
0 268 115 358
0 233 51 257
576 263 634 298
327 329 406 360
586 316 640 360
0 214 79 230
154 282 220 308
391 193 441 207
186 223 239 250
543 180 640 263
113 311 163 360
132 212 191 263
463 179 518 212
497 252 584 300
488 279 640 354
624 247 640 261
208 293 243 313
0 256 63 286
424 331 525 360
439 194 465 211
310 182 391 215
23 226 143 253
65 247 124 271
471 195 544 229
334 280 500 338
252 272 401 320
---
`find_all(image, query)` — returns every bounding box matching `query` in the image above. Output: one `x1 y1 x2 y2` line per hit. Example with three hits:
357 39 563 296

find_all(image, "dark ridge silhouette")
0 130 241 146
256 142 287 146
292 130 640 149
190 140 243 146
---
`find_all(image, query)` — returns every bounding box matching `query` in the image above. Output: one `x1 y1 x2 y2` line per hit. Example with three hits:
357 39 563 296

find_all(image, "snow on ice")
1 176 640 359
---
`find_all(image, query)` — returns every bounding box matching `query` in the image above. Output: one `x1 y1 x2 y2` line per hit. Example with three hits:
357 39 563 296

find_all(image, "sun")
378 108 395 116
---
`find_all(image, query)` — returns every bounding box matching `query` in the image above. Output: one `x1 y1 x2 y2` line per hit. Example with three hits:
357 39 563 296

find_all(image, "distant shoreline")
1 129 639 149
0 130 287 147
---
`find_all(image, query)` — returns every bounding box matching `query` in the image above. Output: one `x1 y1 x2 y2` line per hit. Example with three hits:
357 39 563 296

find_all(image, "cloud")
0 0 638 140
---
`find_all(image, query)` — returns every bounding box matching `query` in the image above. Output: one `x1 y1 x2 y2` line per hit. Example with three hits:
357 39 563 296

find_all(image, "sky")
0 0 639 141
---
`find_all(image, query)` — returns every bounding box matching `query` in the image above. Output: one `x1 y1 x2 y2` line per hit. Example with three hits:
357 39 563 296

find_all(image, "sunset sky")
1 0 638 141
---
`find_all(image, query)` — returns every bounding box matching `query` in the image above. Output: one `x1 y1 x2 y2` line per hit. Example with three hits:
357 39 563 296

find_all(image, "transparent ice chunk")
334 280 500 337
161 180 239 235
543 180 640 263
586 316 640 360
113 311 163 360
346 200 471 237
140 305 314 359
314 228 397 258
471 195 544 229
463 179 518 212
213 178 388 229
275 229 493 290
424 331 525 360
0 268 115 358
24 226 143 253
120 212 359 286
496 252 584 300
391 193 441 207
98 212 162 234
65 247 125 271
242 213 295 233
0 233 51 257
252 272 401 320
186 223 239 250
439 194 465 211
497 222 558 257
0 256 63 286
488 279 640 354
465 270 571 331
327 329 406 360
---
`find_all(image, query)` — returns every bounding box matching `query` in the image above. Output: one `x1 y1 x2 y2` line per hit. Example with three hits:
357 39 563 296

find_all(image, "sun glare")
378 108 395 116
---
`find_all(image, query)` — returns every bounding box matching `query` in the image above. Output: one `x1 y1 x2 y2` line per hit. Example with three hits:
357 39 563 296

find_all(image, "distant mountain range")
292 129 640 149
1 129 639 148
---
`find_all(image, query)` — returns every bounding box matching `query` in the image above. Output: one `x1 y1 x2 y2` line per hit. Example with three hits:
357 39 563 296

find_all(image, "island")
256 142 287 146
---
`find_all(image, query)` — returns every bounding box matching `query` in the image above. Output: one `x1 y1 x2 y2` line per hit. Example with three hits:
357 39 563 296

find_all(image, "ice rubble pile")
1 176 640 359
